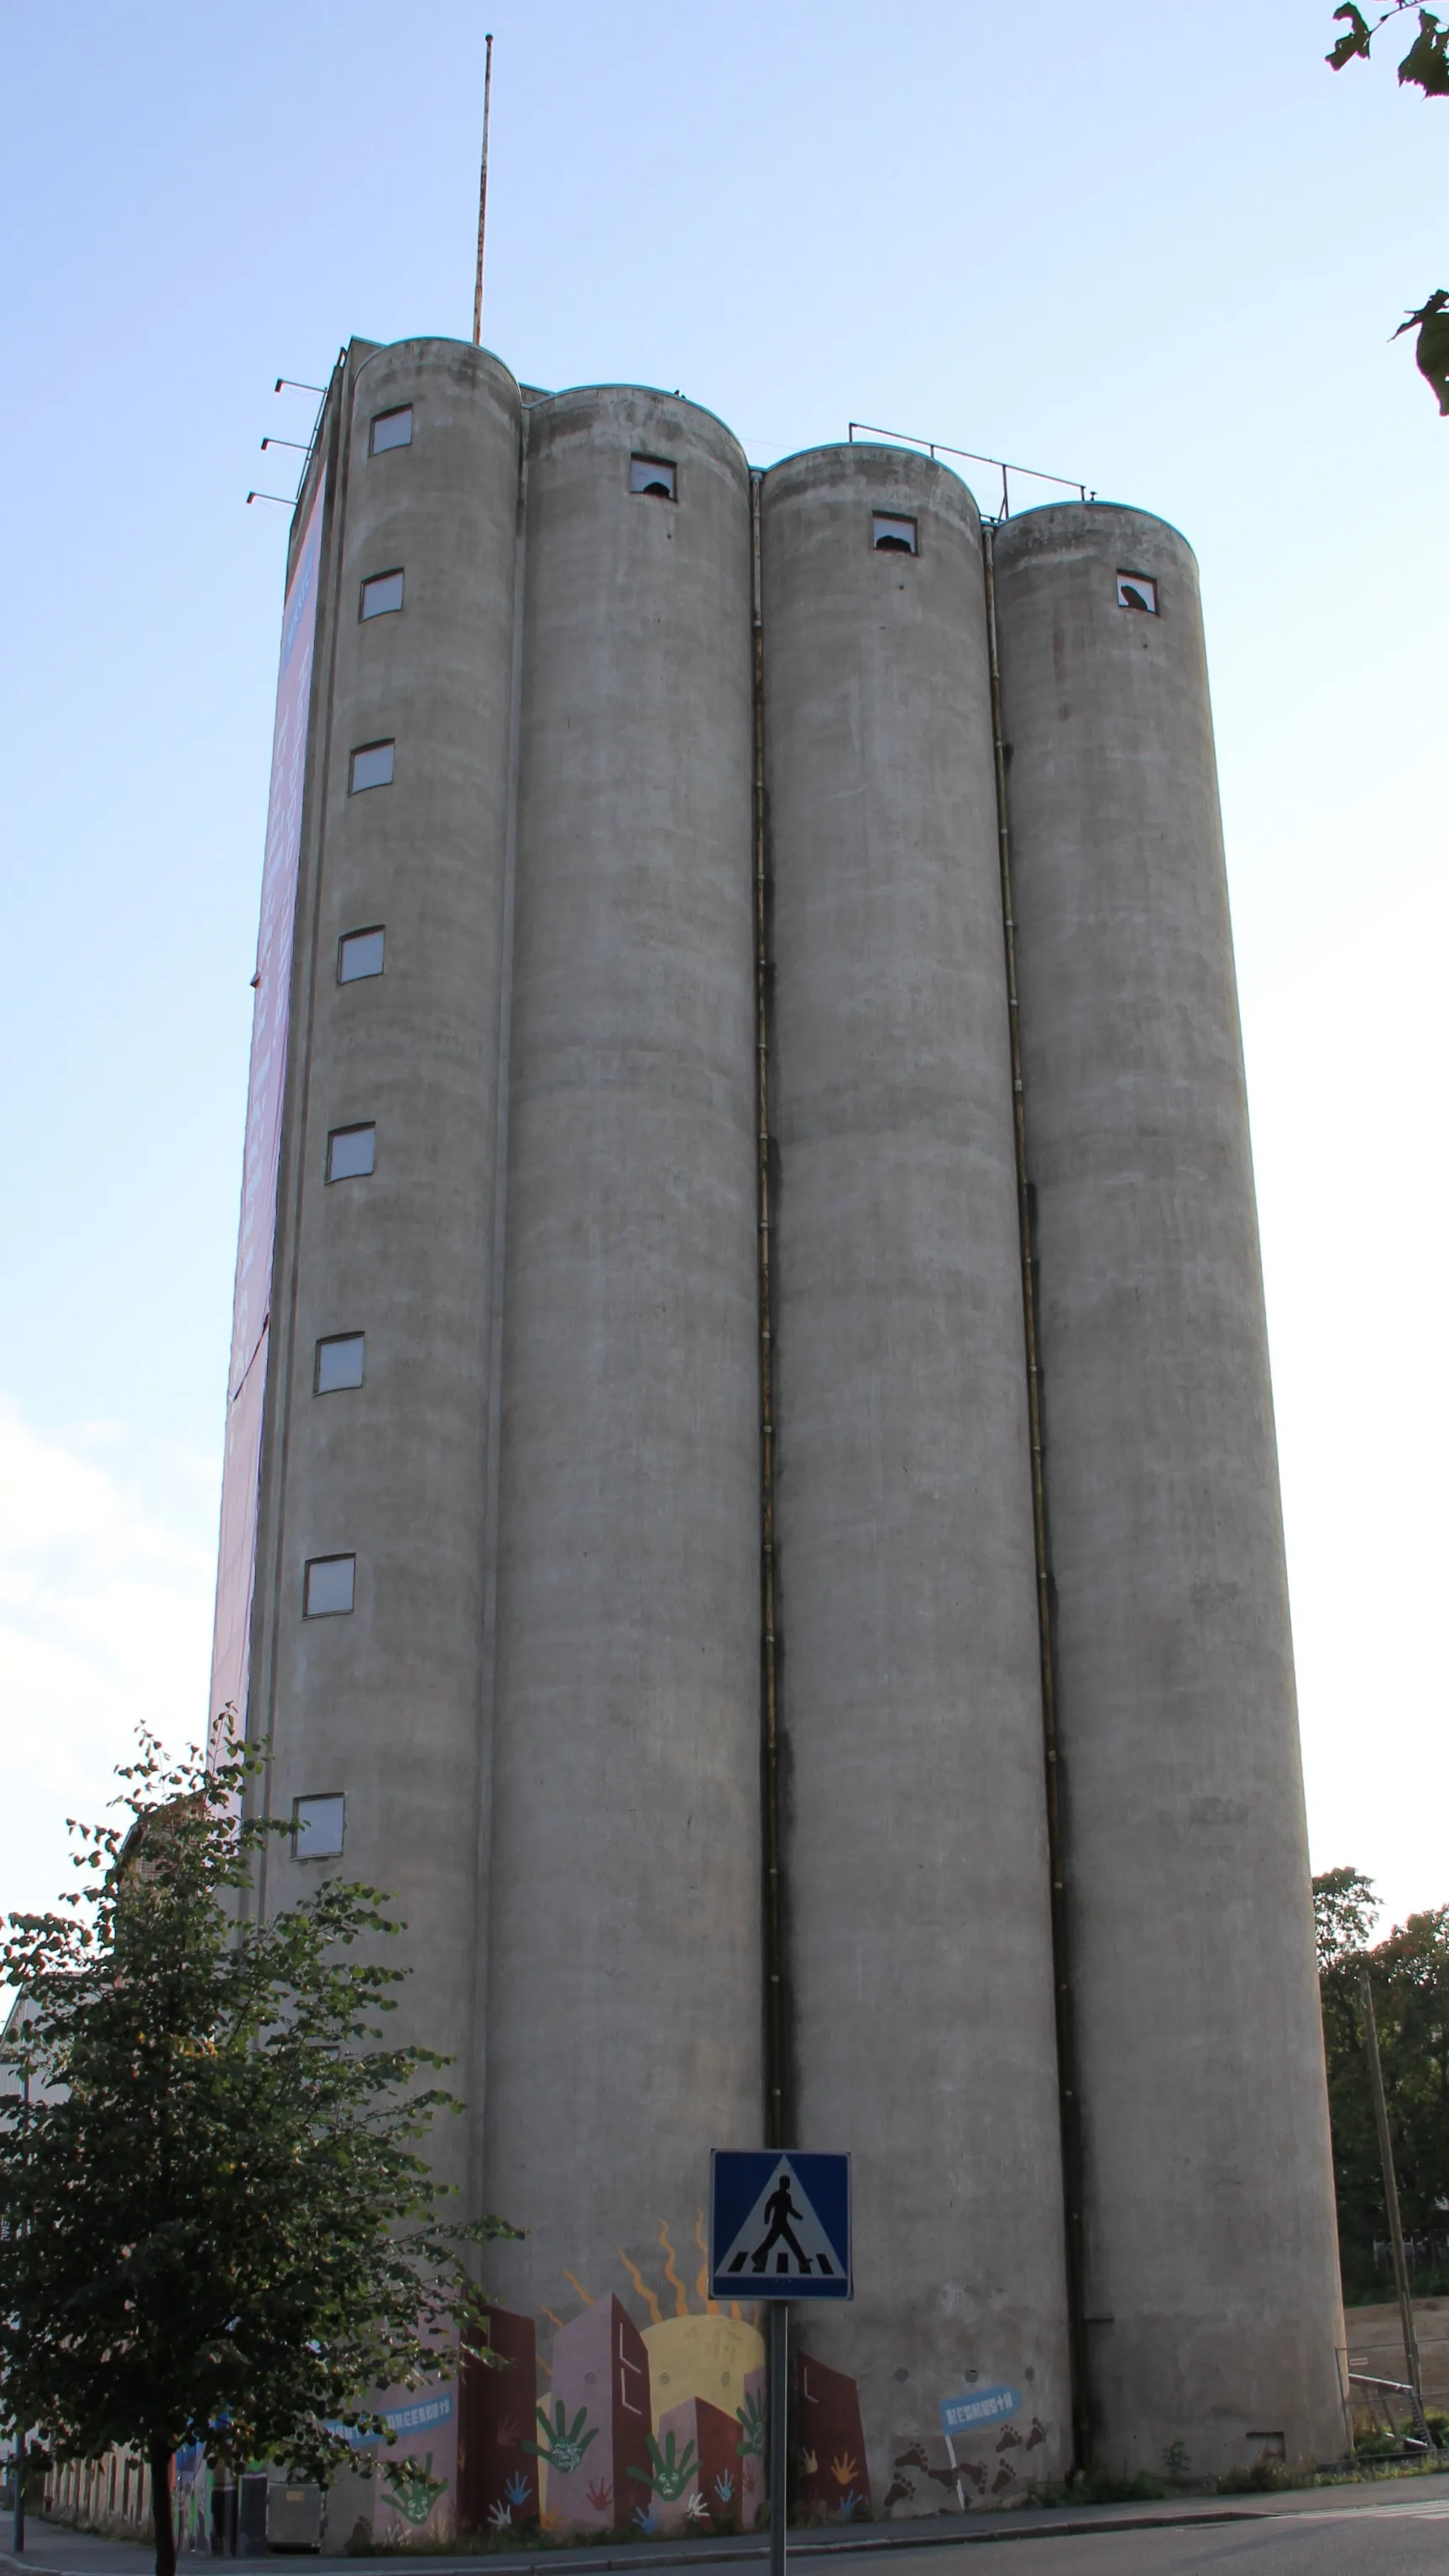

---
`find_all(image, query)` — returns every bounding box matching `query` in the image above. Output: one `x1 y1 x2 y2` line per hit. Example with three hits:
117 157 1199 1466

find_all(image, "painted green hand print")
521 2401 598 2477
381 2453 447 2527
735 2390 765 2458
625 2429 698 2501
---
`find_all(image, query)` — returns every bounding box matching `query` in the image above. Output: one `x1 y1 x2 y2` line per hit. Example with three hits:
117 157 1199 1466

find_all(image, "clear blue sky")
1 0 1444 1940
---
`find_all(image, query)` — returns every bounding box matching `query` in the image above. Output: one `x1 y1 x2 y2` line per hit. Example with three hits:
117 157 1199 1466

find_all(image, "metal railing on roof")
846 421 1094 521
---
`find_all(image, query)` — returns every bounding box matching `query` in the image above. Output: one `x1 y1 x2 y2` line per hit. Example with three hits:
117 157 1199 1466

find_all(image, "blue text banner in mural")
939 2385 1020 2436
324 2388 455 2449
709 2151 851 2300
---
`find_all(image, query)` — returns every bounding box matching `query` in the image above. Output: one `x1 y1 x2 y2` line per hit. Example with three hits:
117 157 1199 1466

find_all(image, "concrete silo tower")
209 340 1346 2539
481 384 765 2333
991 505 1344 2472
760 442 1071 2486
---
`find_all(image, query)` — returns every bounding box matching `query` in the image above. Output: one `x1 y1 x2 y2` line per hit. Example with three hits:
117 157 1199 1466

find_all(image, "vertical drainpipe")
982 526 1091 2474
753 468 787 2155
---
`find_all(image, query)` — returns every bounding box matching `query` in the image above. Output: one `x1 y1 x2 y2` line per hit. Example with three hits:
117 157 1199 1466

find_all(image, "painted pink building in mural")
211 329 1347 2532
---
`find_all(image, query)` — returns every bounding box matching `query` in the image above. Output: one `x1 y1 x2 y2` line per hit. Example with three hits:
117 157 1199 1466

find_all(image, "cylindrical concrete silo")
482 392 762 2319
257 338 523 2200
761 444 1072 2504
991 503 1343 2474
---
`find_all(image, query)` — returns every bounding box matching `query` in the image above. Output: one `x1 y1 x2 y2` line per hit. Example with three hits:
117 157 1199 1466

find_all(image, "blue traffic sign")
709 2151 851 2301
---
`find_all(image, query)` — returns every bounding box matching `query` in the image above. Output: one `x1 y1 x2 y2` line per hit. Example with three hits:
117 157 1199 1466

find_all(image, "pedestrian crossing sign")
709 2150 852 2301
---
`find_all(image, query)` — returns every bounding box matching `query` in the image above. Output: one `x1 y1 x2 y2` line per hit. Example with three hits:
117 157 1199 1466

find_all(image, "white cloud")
0 1396 217 1936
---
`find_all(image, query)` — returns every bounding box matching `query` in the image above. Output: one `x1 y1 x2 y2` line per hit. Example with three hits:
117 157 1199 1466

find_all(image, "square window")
326 1123 375 1181
292 1793 345 1859
360 568 405 620
1117 571 1158 615
349 741 395 793
872 512 918 555
370 406 413 455
630 454 677 500
303 1554 355 1617
337 925 385 983
315 1332 365 1394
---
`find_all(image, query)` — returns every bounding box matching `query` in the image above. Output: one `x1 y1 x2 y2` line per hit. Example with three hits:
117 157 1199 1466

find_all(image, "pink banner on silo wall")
208 473 327 1755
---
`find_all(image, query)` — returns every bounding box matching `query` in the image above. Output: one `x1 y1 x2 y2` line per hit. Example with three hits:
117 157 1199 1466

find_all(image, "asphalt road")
12 2490 1449 2576
869 2500 1449 2574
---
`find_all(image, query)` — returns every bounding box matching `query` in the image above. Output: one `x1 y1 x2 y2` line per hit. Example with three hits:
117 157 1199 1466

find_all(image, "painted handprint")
626 2429 698 2501
504 2474 532 2511
829 2453 858 2488
714 2471 735 2507
521 2400 598 2476
585 2480 612 2516
735 2389 766 2458
381 2453 447 2527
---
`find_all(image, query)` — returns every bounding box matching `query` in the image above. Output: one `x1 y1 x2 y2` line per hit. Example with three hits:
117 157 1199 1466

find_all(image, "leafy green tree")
0 1730 515 2576
1314 1863 1379 1971
1313 1867 1449 2299
1326 3 1449 408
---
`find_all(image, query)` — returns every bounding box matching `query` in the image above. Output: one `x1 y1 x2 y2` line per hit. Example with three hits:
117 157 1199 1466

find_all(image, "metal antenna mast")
472 31 494 347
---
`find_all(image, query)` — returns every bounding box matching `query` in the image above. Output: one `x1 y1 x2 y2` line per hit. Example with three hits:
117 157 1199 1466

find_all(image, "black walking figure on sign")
752 2170 811 2274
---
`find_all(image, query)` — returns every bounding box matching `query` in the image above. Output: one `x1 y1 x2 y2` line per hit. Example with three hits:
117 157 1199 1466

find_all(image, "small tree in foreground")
0 1730 515 2576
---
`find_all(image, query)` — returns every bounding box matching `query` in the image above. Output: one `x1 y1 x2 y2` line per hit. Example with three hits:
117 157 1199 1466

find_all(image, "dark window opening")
303 1555 355 1618
630 454 677 500
337 926 385 983
360 568 405 619
349 741 395 793
370 406 413 455
1117 572 1158 615
315 1333 365 1394
293 1793 346 1857
872 512 918 555
326 1123 375 1182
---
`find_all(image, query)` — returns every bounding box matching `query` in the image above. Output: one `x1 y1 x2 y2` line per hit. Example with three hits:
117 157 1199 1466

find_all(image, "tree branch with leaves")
1327 4 1449 407
0 1730 517 2576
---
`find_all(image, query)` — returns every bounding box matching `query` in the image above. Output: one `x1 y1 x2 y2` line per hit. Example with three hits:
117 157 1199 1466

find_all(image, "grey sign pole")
768 2303 788 2576
710 2148 850 2575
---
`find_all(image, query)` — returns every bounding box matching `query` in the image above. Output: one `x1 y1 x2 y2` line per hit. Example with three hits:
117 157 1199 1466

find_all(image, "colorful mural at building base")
46 2211 1054 2551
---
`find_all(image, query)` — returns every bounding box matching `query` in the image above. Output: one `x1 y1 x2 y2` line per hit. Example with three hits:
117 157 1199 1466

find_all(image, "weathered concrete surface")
482 390 763 2310
761 443 1071 2500
992 502 1343 2474
254 339 523 2196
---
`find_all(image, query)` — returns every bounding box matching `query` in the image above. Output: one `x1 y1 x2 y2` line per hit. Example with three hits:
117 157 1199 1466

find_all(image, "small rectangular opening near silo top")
370 405 413 454
630 453 677 498
872 511 918 553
